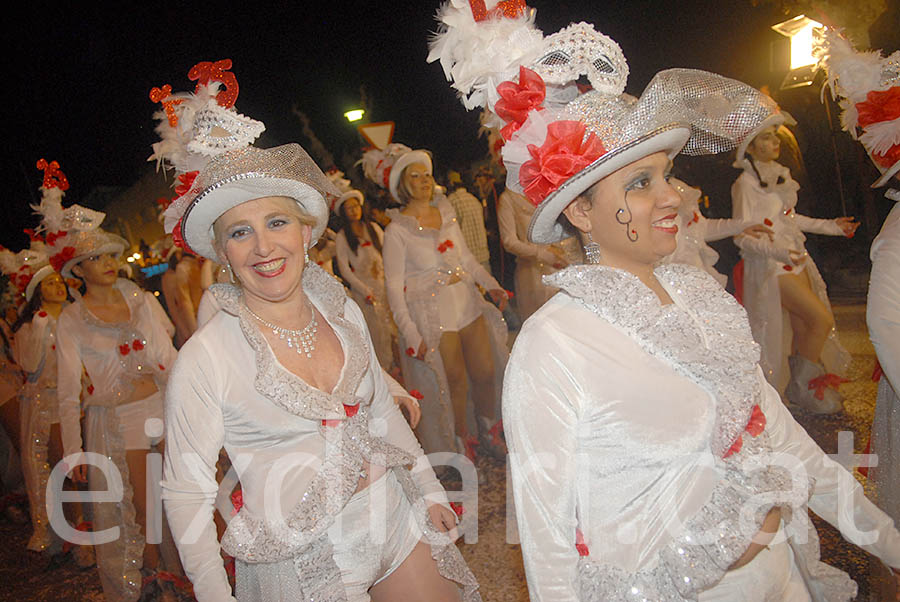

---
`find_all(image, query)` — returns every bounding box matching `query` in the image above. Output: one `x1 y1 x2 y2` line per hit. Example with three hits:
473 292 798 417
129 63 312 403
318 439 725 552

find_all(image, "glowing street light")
344 109 365 122
772 15 823 89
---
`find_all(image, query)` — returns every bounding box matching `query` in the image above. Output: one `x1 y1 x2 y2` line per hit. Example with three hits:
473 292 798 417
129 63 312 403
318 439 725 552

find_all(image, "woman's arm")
13 318 48 374
758 369 900 569
161 338 236 602
793 213 847 236
335 230 374 299
382 225 424 352
504 329 581 600
55 309 85 461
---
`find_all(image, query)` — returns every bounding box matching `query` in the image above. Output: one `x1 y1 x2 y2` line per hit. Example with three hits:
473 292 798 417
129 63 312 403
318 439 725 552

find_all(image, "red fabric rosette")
519 121 606 206
49 246 76 272
175 171 199 197
856 87 900 128
495 66 546 141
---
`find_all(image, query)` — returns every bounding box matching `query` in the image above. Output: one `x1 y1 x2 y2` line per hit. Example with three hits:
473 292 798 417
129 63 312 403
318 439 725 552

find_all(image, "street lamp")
344 109 365 122
772 15 824 89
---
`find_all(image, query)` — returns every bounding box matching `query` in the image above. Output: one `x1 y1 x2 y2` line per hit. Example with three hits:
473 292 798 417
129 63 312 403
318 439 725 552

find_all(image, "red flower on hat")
49 247 76 273
495 66 546 141
856 87 900 128
519 121 606 206
45 230 68 246
873 144 900 169
175 171 199 198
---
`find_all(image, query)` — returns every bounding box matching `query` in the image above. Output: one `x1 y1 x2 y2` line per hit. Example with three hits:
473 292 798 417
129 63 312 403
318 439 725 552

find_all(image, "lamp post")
344 109 365 123
772 15 824 89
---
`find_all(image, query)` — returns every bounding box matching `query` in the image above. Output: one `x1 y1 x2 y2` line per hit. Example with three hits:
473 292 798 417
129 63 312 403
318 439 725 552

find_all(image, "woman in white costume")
818 27 900 599
12 262 69 554
497 187 577 320
332 179 398 372
55 220 181 599
663 178 773 287
365 144 509 460
488 30 900 598
153 65 478 601
731 112 858 413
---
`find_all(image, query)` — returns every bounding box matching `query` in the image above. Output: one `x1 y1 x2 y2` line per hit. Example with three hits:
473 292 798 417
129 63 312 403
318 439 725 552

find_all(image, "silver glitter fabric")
544 264 843 600
211 265 482 599
563 69 778 158
187 102 265 157
532 22 629 96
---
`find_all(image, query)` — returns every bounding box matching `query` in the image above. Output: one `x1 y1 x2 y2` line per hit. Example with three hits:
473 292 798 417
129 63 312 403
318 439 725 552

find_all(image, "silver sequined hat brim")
527 125 690 244
178 143 338 261
61 232 129 279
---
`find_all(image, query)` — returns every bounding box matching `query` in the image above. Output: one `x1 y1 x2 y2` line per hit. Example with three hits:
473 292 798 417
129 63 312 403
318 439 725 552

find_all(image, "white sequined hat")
360 144 433 203
501 68 778 243
325 169 365 215
150 60 338 260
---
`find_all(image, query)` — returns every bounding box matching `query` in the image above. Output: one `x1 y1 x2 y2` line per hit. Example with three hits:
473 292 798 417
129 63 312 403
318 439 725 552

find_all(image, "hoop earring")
583 233 602 264
615 191 639 242
227 263 236 284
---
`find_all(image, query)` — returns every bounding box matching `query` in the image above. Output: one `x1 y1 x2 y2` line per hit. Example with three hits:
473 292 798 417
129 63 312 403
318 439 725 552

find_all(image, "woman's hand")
69 464 88 484
742 224 774 241
788 249 808 266
835 216 859 238
394 395 421 429
488 289 508 312
549 246 569 269
427 503 459 541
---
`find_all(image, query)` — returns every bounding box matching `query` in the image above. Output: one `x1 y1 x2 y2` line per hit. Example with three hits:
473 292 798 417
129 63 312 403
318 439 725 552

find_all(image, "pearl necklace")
245 302 318 358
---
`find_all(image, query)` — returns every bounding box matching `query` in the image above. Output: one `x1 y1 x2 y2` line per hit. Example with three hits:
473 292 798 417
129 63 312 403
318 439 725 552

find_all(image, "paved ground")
0 303 893 601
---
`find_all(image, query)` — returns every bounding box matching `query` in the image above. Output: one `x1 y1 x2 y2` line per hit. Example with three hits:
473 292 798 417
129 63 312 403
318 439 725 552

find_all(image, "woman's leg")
438 331 469 437
458 316 497 422
125 448 159 570
778 272 834 363
369 542 460 602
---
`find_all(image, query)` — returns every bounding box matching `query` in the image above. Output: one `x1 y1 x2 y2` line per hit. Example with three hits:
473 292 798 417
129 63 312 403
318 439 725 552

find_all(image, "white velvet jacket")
504 264 900 601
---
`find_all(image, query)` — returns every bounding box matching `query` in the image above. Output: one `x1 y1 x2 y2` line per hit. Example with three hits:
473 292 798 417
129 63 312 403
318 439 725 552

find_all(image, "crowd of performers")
0 3 898 601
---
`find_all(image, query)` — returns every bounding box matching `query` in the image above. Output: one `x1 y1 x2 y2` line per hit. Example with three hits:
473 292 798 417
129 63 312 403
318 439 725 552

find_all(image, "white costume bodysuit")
867 199 900 525
504 263 900 601
14 310 63 551
56 278 177 601
335 223 397 371
382 196 508 455
162 265 481 602
731 160 850 392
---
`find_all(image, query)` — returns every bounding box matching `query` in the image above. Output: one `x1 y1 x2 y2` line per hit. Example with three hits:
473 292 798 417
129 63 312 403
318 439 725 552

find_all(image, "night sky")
8 1 796 251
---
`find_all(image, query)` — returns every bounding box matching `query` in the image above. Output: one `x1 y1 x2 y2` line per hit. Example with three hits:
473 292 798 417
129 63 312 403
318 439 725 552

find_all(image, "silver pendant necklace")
245 302 318 358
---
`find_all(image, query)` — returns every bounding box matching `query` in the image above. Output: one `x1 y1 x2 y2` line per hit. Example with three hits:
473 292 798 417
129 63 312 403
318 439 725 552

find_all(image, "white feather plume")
860 116 900 155
0 249 17 275
816 28 889 107
359 143 413 187
427 0 544 111
148 82 221 175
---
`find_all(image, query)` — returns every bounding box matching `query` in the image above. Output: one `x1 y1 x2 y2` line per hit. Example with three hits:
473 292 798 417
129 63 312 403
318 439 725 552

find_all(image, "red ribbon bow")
449 501 465 518
188 59 239 108
49 246 76 273
872 359 883 382
230 489 243 515
409 389 424 400
808 373 848 401
36 159 70 191
495 66 546 141
361 241 372 248
688 211 700 225
132 339 145 351
322 403 360 427
856 86 900 167
519 121 606 206
118 344 131 356
437 239 455 253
